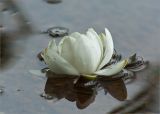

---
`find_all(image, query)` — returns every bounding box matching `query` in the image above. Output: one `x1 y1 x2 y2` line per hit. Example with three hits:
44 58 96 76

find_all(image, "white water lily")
41 28 128 77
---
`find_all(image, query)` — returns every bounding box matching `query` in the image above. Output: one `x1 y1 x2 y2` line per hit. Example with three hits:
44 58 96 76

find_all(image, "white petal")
98 28 114 69
48 39 57 51
87 28 103 59
94 60 128 76
43 40 79 75
41 39 57 58
59 33 101 74
87 28 103 53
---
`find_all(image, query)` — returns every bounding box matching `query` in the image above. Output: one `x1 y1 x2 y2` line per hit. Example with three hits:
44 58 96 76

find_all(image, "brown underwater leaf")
74 77 97 109
98 77 127 101
44 75 76 99
75 87 96 109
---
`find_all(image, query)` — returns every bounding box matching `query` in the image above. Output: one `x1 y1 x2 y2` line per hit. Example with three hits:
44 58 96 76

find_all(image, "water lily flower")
41 28 128 78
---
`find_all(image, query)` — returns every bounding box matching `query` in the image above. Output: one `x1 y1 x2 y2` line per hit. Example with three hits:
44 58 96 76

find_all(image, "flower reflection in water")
42 71 128 109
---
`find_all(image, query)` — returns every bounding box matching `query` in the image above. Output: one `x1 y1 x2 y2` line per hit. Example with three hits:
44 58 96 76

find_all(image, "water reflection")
0 0 32 70
0 28 31 70
43 71 127 109
0 30 14 69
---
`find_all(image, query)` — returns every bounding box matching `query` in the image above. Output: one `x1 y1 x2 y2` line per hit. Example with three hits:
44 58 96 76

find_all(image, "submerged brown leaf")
44 74 77 99
98 77 127 101
74 77 97 109
76 88 96 109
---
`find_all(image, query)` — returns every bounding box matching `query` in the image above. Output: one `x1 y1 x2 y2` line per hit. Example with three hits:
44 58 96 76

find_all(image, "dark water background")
0 0 160 114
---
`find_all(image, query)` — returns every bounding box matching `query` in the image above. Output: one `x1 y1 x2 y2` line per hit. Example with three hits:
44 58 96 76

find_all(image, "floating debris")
17 89 24 92
44 0 62 4
42 26 69 38
37 52 43 61
0 89 4 94
0 86 4 95
40 93 54 100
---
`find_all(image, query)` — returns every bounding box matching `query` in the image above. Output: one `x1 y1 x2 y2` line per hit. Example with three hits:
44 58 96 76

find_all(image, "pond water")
0 0 160 114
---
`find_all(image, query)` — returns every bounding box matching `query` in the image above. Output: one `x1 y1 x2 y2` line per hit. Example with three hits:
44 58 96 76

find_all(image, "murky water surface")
0 0 160 114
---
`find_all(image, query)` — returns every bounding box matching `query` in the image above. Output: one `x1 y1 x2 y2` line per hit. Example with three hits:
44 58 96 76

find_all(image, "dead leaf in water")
98 77 127 101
